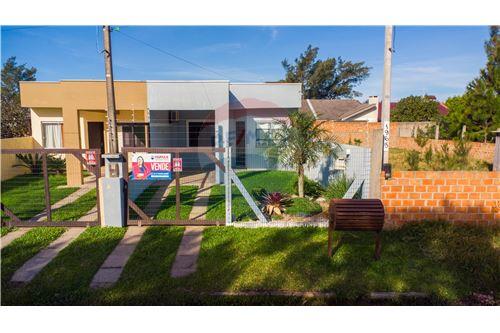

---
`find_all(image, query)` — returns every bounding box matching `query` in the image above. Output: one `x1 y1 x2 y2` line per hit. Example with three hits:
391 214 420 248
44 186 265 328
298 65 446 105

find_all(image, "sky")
1 25 491 101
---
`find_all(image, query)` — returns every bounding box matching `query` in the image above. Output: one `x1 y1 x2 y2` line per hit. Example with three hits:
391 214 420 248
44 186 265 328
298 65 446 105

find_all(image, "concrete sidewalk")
11 228 85 284
1 228 30 249
171 226 205 278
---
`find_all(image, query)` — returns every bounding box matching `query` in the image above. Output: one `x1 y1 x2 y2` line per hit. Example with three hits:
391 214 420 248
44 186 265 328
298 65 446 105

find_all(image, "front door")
88 122 105 163
236 121 246 168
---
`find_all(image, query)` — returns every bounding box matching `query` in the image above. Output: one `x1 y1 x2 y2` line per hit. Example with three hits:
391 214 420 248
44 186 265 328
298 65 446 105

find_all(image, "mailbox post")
99 153 127 227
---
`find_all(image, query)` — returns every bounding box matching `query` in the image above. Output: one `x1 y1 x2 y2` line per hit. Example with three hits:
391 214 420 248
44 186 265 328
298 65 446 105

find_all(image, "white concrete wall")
229 83 302 109
30 108 63 147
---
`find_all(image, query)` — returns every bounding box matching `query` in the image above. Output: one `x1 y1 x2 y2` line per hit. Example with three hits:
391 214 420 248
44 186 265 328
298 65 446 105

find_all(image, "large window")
42 122 63 148
188 122 215 147
120 123 149 148
255 122 279 148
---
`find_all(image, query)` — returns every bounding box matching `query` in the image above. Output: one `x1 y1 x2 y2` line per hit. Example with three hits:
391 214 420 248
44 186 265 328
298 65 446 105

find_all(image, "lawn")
129 185 160 219
1 174 79 220
51 189 97 221
1 222 498 305
155 185 198 220
206 170 323 221
2 227 126 305
1 227 66 288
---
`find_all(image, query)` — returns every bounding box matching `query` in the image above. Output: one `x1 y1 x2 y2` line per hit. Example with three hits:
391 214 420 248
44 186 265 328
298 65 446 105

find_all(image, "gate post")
224 145 232 225
98 154 127 227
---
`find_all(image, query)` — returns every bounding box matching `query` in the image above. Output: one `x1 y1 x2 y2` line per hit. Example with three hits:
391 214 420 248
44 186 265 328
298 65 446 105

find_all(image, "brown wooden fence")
1 148 101 227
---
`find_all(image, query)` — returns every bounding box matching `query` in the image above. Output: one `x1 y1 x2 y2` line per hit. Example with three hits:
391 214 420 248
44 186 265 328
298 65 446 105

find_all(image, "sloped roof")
301 99 376 120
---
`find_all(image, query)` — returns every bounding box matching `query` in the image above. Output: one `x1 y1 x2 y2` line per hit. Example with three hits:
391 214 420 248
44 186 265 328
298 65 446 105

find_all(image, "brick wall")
393 137 495 162
380 171 500 227
321 121 495 162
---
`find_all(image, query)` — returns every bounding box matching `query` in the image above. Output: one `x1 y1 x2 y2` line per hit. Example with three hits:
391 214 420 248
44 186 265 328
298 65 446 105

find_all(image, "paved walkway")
80 205 98 222
170 226 204 278
90 226 146 289
188 171 215 220
33 182 95 222
143 181 172 218
11 228 85 284
1 228 30 249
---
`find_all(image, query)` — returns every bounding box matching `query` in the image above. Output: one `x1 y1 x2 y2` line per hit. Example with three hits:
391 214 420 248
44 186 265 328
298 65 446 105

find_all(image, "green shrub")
405 150 421 170
414 127 430 148
14 153 66 174
324 174 353 199
286 197 322 217
294 177 324 198
423 146 434 166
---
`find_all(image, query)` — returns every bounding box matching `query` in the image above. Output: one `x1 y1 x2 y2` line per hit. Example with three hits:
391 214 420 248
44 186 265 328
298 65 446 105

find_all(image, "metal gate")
122 147 226 226
1 148 101 227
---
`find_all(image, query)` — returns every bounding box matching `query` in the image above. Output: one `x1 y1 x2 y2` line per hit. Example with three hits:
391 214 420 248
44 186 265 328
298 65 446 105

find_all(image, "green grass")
206 170 323 221
50 189 97 221
129 185 160 219
155 186 198 220
96 226 185 305
1 227 66 288
286 198 322 217
1 227 16 237
1 174 78 220
1 222 498 305
1 227 126 305
206 185 256 221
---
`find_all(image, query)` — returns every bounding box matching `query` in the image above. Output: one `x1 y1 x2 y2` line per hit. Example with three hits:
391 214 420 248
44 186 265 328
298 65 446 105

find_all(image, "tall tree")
462 26 500 142
270 110 339 197
1 57 37 138
391 95 440 122
281 45 370 99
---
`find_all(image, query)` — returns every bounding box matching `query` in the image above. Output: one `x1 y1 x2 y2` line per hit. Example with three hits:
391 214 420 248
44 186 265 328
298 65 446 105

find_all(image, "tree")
1 57 37 138
281 45 370 99
270 110 340 197
390 95 440 122
440 95 467 139
461 26 500 142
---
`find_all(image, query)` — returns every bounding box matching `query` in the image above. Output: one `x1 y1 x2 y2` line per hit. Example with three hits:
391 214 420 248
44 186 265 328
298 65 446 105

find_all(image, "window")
255 122 278 148
42 122 63 148
188 122 215 147
120 123 149 147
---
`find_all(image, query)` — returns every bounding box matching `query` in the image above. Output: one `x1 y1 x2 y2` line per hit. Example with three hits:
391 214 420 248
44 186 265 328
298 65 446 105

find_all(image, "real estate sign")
131 153 172 180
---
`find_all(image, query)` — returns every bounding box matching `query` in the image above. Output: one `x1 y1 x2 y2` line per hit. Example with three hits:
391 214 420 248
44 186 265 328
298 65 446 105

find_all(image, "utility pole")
103 26 119 160
381 26 393 175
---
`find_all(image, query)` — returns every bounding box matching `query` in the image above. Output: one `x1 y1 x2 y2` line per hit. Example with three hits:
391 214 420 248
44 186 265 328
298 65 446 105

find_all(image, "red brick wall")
320 121 495 162
394 137 494 162
380 171 500 227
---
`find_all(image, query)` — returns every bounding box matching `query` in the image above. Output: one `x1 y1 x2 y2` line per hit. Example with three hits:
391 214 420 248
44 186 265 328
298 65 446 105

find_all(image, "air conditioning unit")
168 111 179 123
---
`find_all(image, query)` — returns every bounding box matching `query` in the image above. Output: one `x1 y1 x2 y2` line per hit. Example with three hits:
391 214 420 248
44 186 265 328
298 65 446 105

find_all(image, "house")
20 80 302 186
302 95 449 122
302 96 380 122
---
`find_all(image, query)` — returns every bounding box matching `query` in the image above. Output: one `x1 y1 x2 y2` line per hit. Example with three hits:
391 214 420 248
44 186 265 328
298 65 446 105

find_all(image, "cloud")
356 55 481 101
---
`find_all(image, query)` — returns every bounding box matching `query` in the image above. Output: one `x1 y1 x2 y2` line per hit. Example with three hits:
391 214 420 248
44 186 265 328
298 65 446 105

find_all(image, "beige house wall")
20 80 147 186
30 108 63 146
0 137 42 181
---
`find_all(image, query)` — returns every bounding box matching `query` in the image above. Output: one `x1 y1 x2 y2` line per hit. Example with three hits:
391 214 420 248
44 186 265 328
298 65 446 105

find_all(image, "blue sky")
1 25 490 101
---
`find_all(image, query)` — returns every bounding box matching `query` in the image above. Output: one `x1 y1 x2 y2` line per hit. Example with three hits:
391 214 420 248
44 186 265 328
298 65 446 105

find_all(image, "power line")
115 29 236 81
2 26 50 32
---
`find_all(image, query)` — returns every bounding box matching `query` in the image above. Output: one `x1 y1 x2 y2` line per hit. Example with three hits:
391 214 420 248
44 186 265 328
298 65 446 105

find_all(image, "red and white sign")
84 151 97 166
173 157 183 172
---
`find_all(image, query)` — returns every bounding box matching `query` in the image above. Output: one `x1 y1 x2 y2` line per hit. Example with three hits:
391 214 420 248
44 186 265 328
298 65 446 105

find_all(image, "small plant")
294 178 324 198
413 127 430 148
353 138 362 146
405 149 421 170
259 191 291 217
14 153 66 175
453 138 471 166
324 173 354 199
423 146 433 166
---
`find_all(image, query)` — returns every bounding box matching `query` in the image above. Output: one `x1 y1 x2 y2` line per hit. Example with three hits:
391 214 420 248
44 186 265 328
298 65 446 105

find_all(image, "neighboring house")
20 80 302 185
302 95 449 122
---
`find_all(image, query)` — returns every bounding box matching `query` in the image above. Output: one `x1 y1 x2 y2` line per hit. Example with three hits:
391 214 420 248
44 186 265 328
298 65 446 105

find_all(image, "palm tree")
269 110 340 197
